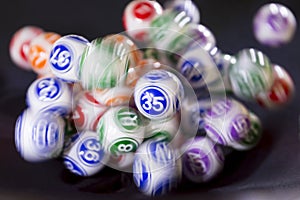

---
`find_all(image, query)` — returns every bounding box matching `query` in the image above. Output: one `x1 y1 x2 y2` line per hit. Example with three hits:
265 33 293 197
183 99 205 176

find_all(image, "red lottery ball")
9 26 44 70
256 64 295 109
123 0 163 42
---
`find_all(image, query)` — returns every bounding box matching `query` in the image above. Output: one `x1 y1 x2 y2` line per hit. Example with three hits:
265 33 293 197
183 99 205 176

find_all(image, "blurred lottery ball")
9 25 43 70
230 112 262 151
256 64 295 109
149 9 191 51
253 3 297 47
133 139 181 196
177 43 220 89
63 131 108 177
228 48 273 101
15 109 65 162
123 0 163 41
181 136 224 183
204 98 251 146
79 34 142 90
26 77 72 116
97 106 145 155
27 32 61 76
134 69 184 120
49 34 90 83
72 91 108 132
164 0 200 24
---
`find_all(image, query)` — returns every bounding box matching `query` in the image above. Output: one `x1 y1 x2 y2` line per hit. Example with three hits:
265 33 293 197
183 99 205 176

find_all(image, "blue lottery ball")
134 69 184 120
133 139 181 196
15 109 65 162
63 130 108 176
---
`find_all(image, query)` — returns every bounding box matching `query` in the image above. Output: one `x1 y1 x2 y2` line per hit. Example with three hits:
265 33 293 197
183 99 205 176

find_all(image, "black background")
0 0 300 199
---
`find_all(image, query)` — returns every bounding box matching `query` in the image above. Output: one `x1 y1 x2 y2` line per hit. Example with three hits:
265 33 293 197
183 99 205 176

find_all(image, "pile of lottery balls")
10 0 296 196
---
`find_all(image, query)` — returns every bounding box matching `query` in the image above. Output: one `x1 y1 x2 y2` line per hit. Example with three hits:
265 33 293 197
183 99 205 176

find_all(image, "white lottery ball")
15 109 65 162
63 131 108 177
204 98 251 146
49 34 90 83
123 0 163 41
134 69 184 120
253 3 297 47
26 77 72 116
97 106 145 155
9 26 43 70
181 136 224 183
133 139 181 196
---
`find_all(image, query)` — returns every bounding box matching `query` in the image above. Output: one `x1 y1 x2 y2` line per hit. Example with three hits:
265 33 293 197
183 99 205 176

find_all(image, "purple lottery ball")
253 3 297 47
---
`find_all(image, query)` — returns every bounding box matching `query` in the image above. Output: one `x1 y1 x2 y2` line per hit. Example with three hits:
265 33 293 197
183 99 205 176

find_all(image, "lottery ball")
79 35 142 90
27 32 61 76
96 106 145 155
123 0 163 41
144 113 179 141
181 136 224 183
133 139 181 196
256 64 295 109
26 77 72 116
204 98 251 146
230 112 262 151
228 48 273 101
92 86 133 107
15 109 65 162
134 69 184 120
149 9 191 50
253 3 297 47
63 130 108 177
9 25 43 70
72 91 108 132
177 43 220 89
164 0 200 24
49 34 90 83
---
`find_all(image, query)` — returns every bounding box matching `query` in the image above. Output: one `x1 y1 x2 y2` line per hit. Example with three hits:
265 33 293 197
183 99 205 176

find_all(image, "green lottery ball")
229 48 273 101
96 106 145 155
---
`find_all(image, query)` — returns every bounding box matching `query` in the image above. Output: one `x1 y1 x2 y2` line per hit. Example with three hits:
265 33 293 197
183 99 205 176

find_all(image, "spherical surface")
134 69 183 120
256 64 295 109
123 0 163 41
15 109 65 162
133 139 181 196
229 48 273 101
181 136 224 183
253 3 297 47
26 77 72 116
49 34 90 83
9 26 44 70
63 131 108 176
